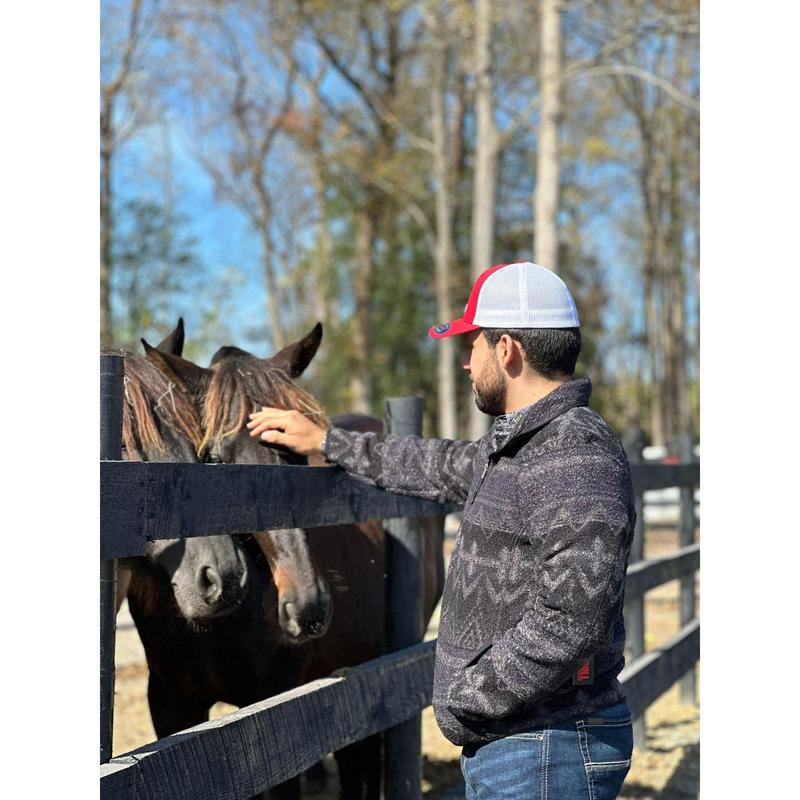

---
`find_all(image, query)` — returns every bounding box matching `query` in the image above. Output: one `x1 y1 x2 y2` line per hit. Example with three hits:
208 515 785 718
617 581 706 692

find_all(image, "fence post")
622 428 647 750
679 432 698 704
100 354 124 763
383 396 425 800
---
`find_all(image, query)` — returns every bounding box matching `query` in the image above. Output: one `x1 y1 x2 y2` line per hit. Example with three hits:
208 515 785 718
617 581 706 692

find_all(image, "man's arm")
446 475 633 721
248 407 479 504
321 427 478 504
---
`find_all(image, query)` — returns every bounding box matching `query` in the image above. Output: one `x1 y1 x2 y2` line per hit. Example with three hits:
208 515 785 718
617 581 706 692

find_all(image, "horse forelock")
121 353 204 459
199 356 330 455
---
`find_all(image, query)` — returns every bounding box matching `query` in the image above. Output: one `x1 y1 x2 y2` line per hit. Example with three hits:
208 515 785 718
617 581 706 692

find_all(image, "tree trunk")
350 207 374 414
260 222 284 350
430 12 458 440
534 0 562 270
99 0 144 346
469 0 497 440
100 102 114 345
250 159 284 350
640 141 665 448
669 43 692 440
310 92 335 327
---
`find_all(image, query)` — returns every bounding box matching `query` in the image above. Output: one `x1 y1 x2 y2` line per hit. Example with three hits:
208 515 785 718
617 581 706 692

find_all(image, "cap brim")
428 317 481 339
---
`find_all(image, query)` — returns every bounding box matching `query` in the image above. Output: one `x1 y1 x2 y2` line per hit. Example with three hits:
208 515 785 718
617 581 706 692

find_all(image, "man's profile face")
461 331 506 416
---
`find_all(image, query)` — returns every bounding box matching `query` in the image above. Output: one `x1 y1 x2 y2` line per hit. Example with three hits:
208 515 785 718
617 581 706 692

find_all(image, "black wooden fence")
100 354 699 798
623 434 700 750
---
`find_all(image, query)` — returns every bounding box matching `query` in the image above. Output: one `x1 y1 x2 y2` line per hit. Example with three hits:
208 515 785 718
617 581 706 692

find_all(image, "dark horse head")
118 319 249 623
142 323 334 643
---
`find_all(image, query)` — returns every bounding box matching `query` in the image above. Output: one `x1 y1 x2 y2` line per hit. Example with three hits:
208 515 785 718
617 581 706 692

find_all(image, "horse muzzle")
170 537 250 621
278 583 333 642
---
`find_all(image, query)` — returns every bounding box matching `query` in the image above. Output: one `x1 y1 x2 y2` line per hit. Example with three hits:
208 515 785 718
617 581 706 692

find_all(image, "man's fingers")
249 419 286 437
247 407 288 424
246 408 322 455
247 408 295 436
261 429 290 446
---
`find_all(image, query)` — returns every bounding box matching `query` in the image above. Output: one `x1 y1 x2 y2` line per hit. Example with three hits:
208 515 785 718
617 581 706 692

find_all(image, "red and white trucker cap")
428 261 580 339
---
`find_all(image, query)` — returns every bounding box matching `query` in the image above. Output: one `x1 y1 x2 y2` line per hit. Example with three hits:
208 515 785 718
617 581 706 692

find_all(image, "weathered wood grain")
619 619 700 719
100 461 460 559
100 641 436 800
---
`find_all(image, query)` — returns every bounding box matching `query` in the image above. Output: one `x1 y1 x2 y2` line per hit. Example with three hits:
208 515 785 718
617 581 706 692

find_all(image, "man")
248 261 636 799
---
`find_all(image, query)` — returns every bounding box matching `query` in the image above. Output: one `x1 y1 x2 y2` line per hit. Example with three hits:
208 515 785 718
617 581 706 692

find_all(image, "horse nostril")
197 565 222 602
282 601 297 621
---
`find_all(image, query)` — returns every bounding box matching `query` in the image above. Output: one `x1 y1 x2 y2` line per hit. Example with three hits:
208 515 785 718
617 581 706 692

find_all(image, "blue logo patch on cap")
434 323 451 334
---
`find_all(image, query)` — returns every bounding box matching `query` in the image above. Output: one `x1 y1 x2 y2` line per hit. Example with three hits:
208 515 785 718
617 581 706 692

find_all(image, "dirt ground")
113 526 699 798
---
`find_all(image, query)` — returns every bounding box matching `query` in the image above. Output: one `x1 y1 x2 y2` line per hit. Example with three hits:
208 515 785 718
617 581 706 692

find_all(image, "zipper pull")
467 460 491 505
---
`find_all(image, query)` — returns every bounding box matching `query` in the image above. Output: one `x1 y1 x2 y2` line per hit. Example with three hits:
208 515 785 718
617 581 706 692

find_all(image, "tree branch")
570 64 699 112
103 0 144 100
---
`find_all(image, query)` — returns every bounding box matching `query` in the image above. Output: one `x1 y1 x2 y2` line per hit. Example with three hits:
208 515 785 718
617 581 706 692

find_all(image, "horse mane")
103 348 203 461
200 354 331 455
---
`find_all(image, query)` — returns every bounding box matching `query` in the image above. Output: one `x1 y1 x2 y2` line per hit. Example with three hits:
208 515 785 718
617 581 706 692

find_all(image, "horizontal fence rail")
101 461 460 559
619 619 700 719
101 642 437 800
624 543 700 599
628 463 699 493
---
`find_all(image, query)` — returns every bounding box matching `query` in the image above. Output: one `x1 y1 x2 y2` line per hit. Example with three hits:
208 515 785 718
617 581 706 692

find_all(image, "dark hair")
482 327 581 379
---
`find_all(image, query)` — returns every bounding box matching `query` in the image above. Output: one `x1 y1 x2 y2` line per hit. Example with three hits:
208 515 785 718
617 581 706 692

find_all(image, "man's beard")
472 357 506 417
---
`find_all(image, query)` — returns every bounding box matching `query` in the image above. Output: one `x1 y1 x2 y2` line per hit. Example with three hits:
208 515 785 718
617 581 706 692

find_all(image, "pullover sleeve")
446 454 634 722
321 427 479 505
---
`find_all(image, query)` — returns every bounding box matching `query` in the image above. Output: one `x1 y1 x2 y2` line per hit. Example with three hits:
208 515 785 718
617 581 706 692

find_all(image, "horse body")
134 323 445 799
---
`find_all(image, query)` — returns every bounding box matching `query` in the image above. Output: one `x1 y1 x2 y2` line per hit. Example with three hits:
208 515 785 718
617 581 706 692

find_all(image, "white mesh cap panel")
473 262 580 328
473 265 523 326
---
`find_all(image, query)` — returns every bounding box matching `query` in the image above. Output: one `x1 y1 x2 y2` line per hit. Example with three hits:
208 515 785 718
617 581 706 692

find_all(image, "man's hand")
247 407 327 456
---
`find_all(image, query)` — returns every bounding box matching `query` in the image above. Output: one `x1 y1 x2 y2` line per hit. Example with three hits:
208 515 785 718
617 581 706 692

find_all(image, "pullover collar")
488 378 592 455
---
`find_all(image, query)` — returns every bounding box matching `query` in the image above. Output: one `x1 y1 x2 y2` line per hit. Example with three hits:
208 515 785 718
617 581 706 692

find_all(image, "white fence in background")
642 445 700 524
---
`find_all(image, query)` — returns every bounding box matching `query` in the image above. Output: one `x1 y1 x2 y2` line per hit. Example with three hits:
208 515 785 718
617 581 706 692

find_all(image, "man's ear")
270 323 323 378
497 334 522 369
142 339 211 397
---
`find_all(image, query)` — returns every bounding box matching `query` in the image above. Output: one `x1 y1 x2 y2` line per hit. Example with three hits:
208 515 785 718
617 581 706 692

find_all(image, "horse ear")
270 323 323 378
142 338 211 396
156 318 185 356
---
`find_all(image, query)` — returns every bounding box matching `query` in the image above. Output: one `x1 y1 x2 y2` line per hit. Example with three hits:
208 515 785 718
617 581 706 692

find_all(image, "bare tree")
467 0 499 438
607 0 699 445
166 4 300 349
467 0 544 437
100 0 153 343
533 0 562 270
294 0 422 413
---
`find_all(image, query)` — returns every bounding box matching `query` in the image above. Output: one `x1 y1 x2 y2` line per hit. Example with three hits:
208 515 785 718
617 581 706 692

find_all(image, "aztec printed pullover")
321 378 636 746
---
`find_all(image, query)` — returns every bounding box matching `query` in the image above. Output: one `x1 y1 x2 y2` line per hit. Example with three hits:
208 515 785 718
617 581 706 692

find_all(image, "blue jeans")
460 702 633 799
